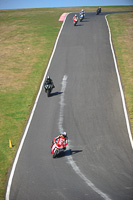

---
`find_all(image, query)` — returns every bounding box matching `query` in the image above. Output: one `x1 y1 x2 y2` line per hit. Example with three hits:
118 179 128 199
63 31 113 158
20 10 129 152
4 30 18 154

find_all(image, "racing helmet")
75 14 77 17
47 75 50 80
62 132 67 138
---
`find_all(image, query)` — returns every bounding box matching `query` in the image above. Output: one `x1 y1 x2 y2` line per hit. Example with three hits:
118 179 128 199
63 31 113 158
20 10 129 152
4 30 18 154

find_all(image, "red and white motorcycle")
51 138 68 158
73 18 78 26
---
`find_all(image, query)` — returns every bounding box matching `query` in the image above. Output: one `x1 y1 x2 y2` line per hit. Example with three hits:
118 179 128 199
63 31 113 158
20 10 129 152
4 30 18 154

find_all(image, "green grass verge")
0 6 132 200
107 12 133 133
0 8 63 200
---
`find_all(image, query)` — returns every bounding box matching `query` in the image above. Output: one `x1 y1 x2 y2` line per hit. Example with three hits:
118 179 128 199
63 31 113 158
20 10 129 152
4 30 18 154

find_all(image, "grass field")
107 12 133 138
0 6 133 200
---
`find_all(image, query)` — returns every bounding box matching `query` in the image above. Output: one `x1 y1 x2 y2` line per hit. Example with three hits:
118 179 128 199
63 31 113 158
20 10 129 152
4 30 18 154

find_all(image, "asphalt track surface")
7 12 133 200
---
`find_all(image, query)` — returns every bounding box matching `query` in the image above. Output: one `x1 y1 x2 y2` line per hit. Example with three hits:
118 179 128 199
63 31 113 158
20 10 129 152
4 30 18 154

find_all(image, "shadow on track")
75 24 83 27
55 149 83 158
81 20 89 22
49 91 63 97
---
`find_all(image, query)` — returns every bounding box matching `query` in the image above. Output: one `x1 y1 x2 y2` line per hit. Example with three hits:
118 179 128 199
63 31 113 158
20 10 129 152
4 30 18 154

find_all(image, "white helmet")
62 132 67 138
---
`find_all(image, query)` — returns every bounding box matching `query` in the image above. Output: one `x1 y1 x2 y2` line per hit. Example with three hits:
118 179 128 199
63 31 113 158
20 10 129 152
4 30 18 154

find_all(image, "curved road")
7 12 133 200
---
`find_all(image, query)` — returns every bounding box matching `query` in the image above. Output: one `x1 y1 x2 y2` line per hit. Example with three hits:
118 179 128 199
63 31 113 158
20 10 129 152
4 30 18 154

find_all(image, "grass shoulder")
107 12 133 134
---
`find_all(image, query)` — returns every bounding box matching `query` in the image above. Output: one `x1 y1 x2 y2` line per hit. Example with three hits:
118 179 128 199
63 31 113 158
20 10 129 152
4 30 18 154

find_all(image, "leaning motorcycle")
51 139 67 158
44 84 53 97
79 14 84 22
73 18 78 26
96 8 101 15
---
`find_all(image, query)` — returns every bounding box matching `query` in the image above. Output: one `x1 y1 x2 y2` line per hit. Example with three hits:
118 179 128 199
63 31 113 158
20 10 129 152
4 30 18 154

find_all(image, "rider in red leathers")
73 14 78 23
52 132 68 150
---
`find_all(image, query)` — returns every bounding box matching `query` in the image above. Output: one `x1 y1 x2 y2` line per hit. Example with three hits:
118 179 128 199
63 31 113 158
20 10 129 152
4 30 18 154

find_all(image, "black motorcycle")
96 8 101 15
44 84 53 97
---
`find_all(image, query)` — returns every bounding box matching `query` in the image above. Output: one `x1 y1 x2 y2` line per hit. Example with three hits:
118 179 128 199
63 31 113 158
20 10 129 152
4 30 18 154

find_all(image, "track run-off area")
6 12 133 200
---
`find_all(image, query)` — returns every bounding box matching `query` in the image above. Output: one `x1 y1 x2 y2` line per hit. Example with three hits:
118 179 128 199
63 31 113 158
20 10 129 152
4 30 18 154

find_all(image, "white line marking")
58 76 111 200
58 75 68 133
105 15 133 149
5 13 69 200
67 156 111 200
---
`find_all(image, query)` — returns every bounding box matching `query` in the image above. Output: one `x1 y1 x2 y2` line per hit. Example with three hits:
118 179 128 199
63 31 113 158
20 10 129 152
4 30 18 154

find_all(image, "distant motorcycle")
44 84 53 97
51 138 68 158
96 7 101 15
79 14 84 22
82 12 85 19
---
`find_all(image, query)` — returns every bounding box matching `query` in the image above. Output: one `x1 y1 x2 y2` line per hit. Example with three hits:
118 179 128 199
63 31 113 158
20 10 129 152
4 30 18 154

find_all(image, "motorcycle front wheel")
53 151 57 158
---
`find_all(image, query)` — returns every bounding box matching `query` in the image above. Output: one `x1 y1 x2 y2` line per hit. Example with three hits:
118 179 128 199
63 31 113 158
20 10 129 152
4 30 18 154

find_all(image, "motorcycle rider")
99 7 101 12
80 9 85 16
44 75 55 92
52 132 68 150
97 7 101 14
79 12 84 21
73 14 78 23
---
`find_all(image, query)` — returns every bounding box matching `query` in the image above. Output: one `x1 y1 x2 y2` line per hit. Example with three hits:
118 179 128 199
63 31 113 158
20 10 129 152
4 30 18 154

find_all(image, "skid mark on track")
58 75 111 200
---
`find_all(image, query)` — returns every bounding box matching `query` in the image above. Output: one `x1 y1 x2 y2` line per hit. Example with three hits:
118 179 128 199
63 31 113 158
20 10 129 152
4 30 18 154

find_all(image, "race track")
7 12 133 200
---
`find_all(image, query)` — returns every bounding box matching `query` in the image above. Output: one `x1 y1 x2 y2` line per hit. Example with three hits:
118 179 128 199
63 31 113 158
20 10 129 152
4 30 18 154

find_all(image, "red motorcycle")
73 15 78 26
51 138 68 158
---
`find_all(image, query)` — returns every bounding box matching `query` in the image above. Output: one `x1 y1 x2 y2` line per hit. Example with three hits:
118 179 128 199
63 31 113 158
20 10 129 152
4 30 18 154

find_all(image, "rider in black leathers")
44 76 55 92
96 7 101 15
